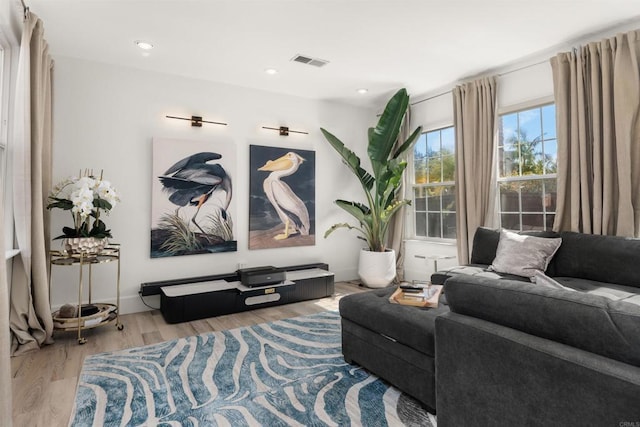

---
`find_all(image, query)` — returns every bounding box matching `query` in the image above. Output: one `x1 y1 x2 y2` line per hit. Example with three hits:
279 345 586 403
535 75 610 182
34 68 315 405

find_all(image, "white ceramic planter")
63 237 108 255
358 248 396 288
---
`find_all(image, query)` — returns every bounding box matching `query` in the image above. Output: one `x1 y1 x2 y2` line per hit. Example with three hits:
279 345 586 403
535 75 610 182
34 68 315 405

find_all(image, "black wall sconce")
166 115 228 127
262 126 308 136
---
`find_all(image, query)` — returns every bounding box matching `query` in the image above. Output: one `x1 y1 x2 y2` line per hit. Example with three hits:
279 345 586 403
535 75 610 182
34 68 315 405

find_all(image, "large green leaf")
335 200 370 224
93 198 113 210
392 125 423 160
368 89 409 165
324 222 361 238
320 128 374 192
47 198 73 210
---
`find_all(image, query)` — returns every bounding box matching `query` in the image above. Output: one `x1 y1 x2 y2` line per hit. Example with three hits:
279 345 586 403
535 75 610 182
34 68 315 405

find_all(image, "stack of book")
389 283 443 308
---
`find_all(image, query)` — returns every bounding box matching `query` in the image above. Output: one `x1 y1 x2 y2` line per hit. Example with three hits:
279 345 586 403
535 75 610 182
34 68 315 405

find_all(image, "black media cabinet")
147 263 334 323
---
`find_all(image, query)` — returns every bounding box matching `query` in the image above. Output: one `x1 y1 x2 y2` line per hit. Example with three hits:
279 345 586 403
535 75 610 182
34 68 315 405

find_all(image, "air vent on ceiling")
291 54 329 68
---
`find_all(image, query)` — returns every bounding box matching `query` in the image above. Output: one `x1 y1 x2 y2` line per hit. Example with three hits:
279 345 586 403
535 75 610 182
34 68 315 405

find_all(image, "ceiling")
26 0 640 107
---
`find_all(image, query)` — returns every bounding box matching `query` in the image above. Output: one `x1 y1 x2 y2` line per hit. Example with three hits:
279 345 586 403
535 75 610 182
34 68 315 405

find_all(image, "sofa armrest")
444 275 640 367
435 312 640 427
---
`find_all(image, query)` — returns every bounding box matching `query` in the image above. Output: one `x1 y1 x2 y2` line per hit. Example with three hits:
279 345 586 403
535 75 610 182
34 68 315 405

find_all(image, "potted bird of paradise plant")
320 88 421 287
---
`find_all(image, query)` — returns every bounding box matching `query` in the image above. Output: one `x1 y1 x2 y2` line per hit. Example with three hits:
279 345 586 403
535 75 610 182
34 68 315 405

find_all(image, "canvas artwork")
249 145 315 249
151 137 237 258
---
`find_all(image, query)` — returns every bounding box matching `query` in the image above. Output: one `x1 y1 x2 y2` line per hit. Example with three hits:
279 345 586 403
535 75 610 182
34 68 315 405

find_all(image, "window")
498 104 557 231
412 126 456 239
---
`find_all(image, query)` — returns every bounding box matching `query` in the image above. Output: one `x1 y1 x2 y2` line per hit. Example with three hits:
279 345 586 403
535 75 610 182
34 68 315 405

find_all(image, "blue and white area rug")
70 311 436 426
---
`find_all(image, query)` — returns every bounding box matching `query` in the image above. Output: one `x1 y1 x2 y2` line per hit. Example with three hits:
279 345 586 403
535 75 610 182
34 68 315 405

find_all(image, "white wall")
50 56 373 314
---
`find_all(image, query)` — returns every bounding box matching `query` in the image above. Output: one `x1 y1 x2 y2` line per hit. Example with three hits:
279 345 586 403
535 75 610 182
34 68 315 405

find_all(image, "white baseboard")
120 294 159 314
332 268 358 283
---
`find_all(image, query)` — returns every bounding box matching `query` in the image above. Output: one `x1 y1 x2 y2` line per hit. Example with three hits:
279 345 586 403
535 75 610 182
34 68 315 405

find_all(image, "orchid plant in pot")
320 88 422 287
47 170 120 254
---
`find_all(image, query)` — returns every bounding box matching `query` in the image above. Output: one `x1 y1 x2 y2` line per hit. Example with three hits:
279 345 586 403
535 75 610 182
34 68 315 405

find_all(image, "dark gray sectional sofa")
339 228 640 425
435 229 640 426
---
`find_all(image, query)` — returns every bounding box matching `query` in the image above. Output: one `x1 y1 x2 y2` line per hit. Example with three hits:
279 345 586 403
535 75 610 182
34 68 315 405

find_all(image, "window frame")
409 124 456 242
497 100 557 232
0 15 19 257
0 47 7 206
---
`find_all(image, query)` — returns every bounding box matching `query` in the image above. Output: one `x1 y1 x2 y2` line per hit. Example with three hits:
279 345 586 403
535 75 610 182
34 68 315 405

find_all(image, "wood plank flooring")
11 281 366 427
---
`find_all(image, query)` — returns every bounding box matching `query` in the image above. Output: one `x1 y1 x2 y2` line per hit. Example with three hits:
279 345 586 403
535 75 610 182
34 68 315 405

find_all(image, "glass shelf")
49 243 124 344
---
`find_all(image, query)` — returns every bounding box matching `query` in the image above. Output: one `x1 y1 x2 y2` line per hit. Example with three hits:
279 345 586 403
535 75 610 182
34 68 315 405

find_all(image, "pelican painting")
151 138 237 258
249 145 315 249
259 152 310 239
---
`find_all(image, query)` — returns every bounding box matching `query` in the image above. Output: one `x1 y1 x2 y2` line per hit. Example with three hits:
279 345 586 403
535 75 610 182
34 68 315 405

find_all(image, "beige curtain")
551 30 640 236
10 11 54 355
1 197 12 427
453 77 498 263
386 107 412 282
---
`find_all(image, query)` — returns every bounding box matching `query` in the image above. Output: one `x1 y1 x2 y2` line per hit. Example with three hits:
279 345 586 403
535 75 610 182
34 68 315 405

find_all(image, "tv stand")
155 264 334 323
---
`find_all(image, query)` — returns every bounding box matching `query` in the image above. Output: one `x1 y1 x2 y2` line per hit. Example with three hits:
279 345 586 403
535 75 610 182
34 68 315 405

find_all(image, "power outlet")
237 261 247 270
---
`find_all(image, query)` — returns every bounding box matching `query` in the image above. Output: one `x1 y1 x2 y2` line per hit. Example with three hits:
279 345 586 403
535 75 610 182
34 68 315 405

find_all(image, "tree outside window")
498 104 557 231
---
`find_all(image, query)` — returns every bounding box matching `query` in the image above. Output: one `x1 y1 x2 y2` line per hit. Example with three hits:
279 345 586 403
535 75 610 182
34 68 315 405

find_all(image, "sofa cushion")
339 288 449 358
547 232 640 289
444 275 640 367
555 277 640 307
431 264 530 285
490 230 562 278
470 227 560 265
470 227 502 265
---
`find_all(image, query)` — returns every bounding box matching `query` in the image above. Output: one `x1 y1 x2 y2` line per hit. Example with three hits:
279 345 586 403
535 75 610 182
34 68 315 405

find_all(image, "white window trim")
0 47 8 206
0 13 20 256
498 95 554 116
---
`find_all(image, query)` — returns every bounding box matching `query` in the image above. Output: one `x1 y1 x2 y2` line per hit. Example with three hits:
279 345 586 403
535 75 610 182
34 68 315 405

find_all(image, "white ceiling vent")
291 54 329 68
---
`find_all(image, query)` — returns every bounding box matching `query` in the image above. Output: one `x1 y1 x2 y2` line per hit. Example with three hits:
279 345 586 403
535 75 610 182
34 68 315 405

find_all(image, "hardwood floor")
10 281 366 427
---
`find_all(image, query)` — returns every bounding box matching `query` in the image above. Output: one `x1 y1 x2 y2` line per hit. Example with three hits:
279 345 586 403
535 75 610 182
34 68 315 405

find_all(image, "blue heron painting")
151 138 237 257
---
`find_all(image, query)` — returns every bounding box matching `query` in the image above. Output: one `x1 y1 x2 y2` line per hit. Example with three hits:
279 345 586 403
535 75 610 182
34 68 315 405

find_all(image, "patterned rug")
70 311 436 426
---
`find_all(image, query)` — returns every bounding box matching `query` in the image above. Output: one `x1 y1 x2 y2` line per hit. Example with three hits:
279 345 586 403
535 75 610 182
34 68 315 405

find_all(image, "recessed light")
357 88 369 94
135 40 154 50
264 68 278 75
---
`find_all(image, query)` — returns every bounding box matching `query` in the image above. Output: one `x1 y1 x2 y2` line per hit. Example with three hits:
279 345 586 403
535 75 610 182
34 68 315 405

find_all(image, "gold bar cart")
49 243 124 344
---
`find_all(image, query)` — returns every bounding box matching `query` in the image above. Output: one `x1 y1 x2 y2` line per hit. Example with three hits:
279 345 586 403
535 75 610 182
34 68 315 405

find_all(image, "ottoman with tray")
339 287 449 412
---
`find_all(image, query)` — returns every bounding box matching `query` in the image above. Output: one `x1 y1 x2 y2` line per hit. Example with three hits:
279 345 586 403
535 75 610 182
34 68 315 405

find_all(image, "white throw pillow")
532 270 575 291
490 230 562 278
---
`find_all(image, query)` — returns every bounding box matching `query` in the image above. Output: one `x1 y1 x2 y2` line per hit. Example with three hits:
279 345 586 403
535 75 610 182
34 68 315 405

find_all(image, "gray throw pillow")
490 229 562 278
532 270 575 291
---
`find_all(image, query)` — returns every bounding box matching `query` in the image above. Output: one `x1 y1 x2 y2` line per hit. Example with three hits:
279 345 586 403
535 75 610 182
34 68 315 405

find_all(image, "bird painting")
158 151 232 236
258 152 310 240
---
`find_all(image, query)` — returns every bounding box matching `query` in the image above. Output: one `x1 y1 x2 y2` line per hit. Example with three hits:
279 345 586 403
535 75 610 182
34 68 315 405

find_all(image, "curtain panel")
0 181 11 427
10 12 54 356
551 30 640 237
453 77 498 264
386 106 412 282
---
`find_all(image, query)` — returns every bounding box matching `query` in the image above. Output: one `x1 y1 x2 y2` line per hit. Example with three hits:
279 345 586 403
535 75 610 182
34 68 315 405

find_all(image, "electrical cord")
138 291 160 310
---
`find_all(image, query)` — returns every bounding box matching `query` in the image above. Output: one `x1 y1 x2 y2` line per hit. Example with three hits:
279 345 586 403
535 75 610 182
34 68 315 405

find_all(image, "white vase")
63 237 108 255
358 248 396 288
